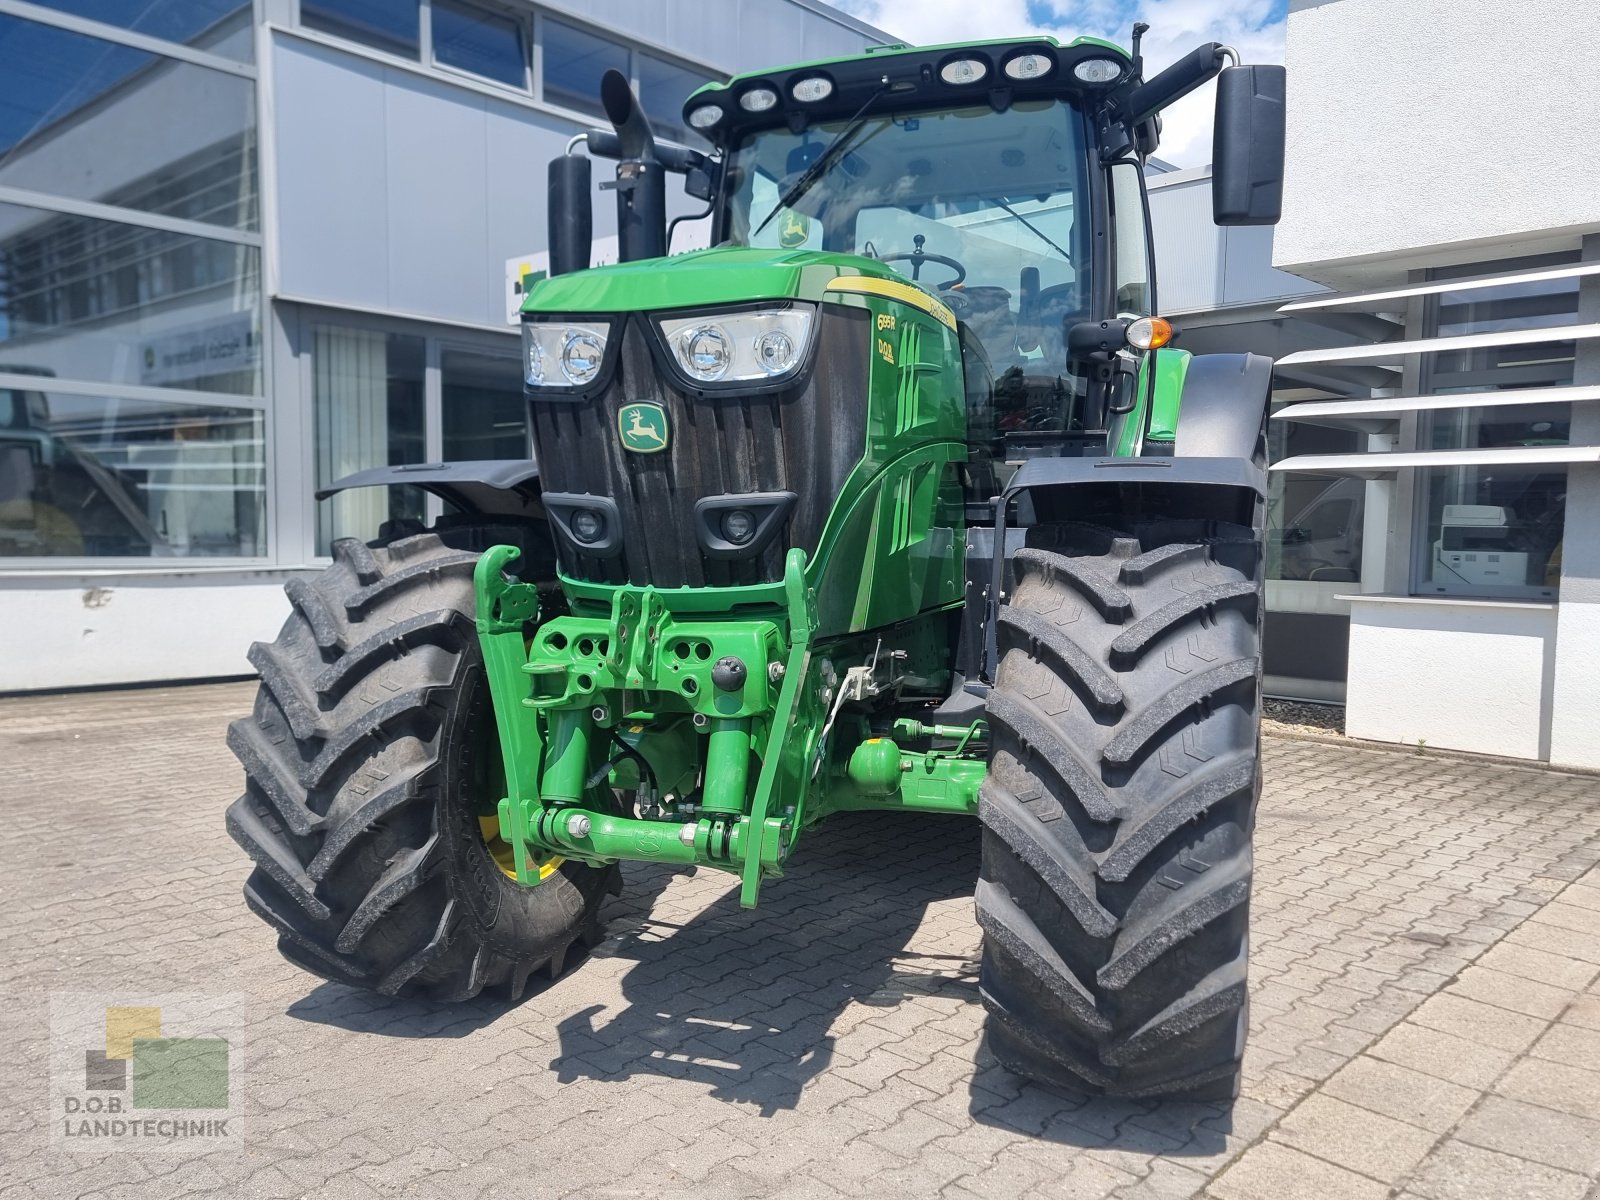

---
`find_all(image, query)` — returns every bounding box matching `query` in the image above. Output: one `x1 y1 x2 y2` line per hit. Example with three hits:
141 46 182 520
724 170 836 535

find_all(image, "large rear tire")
979 518 1261 1098
226 521 616 1002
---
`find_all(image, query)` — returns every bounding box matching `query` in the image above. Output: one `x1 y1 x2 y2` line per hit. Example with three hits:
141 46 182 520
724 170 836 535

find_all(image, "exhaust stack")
599 69 667 263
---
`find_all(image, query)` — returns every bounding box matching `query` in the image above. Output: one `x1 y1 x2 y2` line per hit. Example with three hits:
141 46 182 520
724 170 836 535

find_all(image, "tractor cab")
544 36 1283 470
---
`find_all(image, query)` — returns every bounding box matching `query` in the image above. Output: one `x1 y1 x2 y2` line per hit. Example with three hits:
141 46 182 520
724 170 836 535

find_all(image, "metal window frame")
0 385 276 571
0 186 262 247
0 373 265 411
275 5 731 147
532 7 732 129
0 0 258 77
427 0 534 96
1271 252 1596 604
296 0 423 61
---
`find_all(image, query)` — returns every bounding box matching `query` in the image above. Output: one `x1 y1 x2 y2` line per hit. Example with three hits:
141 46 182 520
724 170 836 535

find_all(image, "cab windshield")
721 100 1091 394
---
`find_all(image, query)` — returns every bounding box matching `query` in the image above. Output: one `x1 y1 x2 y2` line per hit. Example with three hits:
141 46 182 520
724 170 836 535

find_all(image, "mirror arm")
1067 318 1132 382
1111 42 1230 127
582 128 711 177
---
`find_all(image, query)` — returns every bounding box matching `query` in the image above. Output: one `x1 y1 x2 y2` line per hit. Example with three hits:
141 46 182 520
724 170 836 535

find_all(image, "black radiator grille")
530 308 869 588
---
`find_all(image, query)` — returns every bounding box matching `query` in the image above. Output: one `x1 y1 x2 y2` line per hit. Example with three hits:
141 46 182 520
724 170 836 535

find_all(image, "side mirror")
685 163 716 202
1213 65 1286 226
547 153 592 277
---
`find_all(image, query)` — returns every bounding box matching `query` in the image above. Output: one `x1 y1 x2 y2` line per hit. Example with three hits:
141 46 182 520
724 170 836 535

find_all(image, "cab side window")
1107 160 1151 317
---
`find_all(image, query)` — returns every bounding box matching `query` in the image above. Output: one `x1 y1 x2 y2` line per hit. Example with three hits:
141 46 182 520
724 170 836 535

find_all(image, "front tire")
979 518 1261 1098
226 522 616 1002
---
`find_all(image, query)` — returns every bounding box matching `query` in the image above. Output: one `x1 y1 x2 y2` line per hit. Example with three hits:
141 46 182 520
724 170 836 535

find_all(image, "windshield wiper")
752 81 890 240
991 196 1074 263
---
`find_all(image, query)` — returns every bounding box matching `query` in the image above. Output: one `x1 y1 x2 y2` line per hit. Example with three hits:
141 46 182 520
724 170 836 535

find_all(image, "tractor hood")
521 245 941 318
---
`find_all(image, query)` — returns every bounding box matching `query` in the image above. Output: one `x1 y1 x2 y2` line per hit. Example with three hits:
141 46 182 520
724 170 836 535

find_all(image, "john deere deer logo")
618 402 669 453
778 209 811 249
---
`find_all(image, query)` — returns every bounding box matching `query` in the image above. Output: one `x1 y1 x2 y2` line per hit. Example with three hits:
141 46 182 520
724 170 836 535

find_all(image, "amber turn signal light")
1126 316 1175 350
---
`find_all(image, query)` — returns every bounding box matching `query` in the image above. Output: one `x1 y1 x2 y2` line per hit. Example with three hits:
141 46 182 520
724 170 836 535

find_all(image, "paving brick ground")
2 681 1599 1199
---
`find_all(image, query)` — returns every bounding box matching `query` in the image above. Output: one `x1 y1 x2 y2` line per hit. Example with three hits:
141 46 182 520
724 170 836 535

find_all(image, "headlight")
721 509 756 545
560 330 604 384
739 87 779 113
754 329 799 376
1073 57 1124 84
659 306 815 386
939 57 989 85
687 103 724 130
569 509 606 543
680 325 732 381
790 76 833 103
521 320 610 389
1004 53 1054 81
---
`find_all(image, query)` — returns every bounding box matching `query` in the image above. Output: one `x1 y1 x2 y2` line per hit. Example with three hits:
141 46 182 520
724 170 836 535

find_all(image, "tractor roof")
708 36 1129 90
684 36 1134 134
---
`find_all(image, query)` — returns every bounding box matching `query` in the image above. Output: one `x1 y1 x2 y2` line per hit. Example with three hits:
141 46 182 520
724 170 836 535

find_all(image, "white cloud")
829 0 1285 167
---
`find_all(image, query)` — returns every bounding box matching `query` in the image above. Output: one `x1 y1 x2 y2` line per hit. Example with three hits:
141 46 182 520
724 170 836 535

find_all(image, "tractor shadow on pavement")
284 807 1238 1150
283 867 687 1040
550 810 983 1117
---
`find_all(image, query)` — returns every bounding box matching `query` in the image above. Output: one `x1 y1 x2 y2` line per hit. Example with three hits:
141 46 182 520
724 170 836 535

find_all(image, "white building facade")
1270 0 1600 768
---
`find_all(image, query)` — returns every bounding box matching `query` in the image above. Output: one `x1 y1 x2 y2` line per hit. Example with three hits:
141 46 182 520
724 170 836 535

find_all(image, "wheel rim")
476 813 563 882
465 672 563 884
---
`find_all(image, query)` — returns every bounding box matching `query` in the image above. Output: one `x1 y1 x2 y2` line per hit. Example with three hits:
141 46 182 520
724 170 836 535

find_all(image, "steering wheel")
876 234 967 290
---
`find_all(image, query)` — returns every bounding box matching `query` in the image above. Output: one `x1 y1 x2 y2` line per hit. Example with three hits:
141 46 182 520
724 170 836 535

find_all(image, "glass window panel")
541 19 627 118
23 2 253 61
434 0 525 89
1108 160 1150 316
0 203 262 396
441 345 524 460
302 0 419 59
1412 255 1575 599
0 387 264 557
312 325 425 552
1416 466 1564 600
1437 280 1581 336
637 53 712 145
1266 404 1365 584
0 18 258 230
1427 400 1570 450
1432 281 1579 377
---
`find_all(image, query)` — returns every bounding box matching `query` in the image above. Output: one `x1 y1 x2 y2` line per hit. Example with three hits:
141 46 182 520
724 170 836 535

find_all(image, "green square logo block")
131 1038 229 1110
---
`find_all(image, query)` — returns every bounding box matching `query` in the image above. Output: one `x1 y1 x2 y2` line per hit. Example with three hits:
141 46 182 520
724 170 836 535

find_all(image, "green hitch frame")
473 544 986 907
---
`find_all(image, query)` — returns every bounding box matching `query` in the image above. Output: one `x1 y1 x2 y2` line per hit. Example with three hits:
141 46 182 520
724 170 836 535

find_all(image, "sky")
829 0 1288 168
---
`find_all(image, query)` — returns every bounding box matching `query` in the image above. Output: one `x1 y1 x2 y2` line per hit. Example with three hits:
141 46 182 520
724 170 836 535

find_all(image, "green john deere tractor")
228 31 1286 1100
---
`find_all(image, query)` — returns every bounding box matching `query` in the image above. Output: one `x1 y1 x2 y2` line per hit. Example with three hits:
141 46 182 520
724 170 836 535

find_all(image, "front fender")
1172 352 1273 460
984 456 1268 682
315 459 542 519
